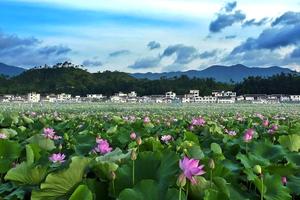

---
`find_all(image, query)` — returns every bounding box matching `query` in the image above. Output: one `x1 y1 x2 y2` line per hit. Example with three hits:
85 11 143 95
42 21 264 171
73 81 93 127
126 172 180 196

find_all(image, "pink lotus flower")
191 117 206 126
161 135 173 143
179 156 205 185
262 120 269 127
94 139 112 155
271 124 278 131
243 128 254 142
281 176 287 186
130 132 137 140
143 117 151 123
49 153 66 163
268 124 279 134
256 113 264 120
43 128 61 140
0 133 7 139
227 130 237 136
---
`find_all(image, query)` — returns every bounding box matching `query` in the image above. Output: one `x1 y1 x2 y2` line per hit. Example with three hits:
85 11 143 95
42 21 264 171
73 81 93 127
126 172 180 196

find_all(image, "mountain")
0 63 26 76
0 63 299 95
131 64 295 82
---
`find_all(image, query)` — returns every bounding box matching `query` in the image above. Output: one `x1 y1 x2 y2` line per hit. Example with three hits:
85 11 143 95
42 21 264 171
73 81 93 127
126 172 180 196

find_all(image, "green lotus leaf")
5 162 47 185
118 179 183 200
27 134 55 151
278 134 300 152
69 184 93 200
0 140 21 173
31 156 90 200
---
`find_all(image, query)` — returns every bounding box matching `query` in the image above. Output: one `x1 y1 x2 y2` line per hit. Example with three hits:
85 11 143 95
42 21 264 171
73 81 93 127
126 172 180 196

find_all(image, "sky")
0 0 300 72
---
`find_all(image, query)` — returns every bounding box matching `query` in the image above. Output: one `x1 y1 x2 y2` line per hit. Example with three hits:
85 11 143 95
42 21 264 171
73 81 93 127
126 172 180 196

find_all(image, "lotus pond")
0 103 300 200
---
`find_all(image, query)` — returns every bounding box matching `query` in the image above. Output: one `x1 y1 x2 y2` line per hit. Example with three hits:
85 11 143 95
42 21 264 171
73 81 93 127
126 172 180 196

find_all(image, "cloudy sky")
1 0 300 72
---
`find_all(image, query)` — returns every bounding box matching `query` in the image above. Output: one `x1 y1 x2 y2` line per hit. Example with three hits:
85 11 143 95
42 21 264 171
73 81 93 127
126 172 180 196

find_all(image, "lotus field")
0 103 300 200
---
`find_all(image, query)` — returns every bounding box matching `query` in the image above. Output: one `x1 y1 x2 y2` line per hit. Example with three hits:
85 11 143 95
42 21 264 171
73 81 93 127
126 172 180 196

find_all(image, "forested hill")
0 66 299 95
0 66 232 95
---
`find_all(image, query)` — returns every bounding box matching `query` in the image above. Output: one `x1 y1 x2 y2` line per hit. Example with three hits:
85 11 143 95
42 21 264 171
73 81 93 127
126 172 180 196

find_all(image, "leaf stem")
132 160 135 186
210 170 213 188
261 175 264 200
112 179 115 196
186 182 189 200
179 187 182 200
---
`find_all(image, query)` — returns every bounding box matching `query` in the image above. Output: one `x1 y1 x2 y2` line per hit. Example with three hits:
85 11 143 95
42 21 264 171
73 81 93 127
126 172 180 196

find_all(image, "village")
1 90 300 104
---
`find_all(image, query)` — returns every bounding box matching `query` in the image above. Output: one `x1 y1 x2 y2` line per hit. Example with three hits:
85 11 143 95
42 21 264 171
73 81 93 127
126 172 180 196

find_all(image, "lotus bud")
209 159 215 170
111 171 116 180
131 149 137 161
281 176 287 186
130 132 136 140
183 148 188 154
136 137 142 145
58 144 63 151
176 173 186 187
253 165 262 175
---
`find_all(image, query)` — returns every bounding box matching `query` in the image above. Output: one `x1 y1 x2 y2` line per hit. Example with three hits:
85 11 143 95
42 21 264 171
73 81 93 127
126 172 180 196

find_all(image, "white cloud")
12 0 220 19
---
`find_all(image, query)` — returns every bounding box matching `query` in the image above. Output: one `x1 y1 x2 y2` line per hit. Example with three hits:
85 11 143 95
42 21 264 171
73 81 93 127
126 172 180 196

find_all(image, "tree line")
0 66 299 96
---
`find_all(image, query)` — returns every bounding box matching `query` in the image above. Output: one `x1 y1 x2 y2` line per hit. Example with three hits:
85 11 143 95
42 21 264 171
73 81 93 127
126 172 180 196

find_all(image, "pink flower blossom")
179 156 205 185
49 153 66 163
161 135 173 143
43 128 55 138
262 120 269 127
271 124 278 131
43 128 61 140
281 176 287 186
94 139 112 155
243 128 254 142
0 133 8 139
256 113 264 120
227 130 237 136
191 117 206 126
268 124 279 134
143 117 151 123
130 132 137 140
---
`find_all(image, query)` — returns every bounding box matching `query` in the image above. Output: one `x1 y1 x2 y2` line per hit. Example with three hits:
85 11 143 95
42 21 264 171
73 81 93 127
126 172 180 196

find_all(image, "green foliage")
31 156 90 200
0 105 300 199
278 134 300 152
69 184 93 200
0 140 21 173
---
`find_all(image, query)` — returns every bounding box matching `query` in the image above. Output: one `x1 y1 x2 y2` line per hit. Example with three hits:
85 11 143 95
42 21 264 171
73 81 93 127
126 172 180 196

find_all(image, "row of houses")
1 91 300 104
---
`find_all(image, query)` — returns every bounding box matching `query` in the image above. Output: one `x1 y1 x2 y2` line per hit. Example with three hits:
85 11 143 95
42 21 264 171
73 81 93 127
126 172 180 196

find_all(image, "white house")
87 94 103 99
195 96 217 103
212 91 236 97
44 94 57 102
290 95 300 101
236 96 244 101
110 96 124 103
217 96 235 103
189 90 199 97
128 91 137 98
182 97 190 103
2 95 14 102
27 92 41 103
165 91 176 99
57 93 71 102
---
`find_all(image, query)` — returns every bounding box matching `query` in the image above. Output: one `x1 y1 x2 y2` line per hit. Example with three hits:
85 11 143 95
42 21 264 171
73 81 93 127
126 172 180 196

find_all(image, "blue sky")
0 0 300 72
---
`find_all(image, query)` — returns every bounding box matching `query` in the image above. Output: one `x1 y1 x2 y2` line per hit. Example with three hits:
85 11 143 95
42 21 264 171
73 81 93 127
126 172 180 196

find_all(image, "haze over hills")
131 64 295 82
0 63 26 77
